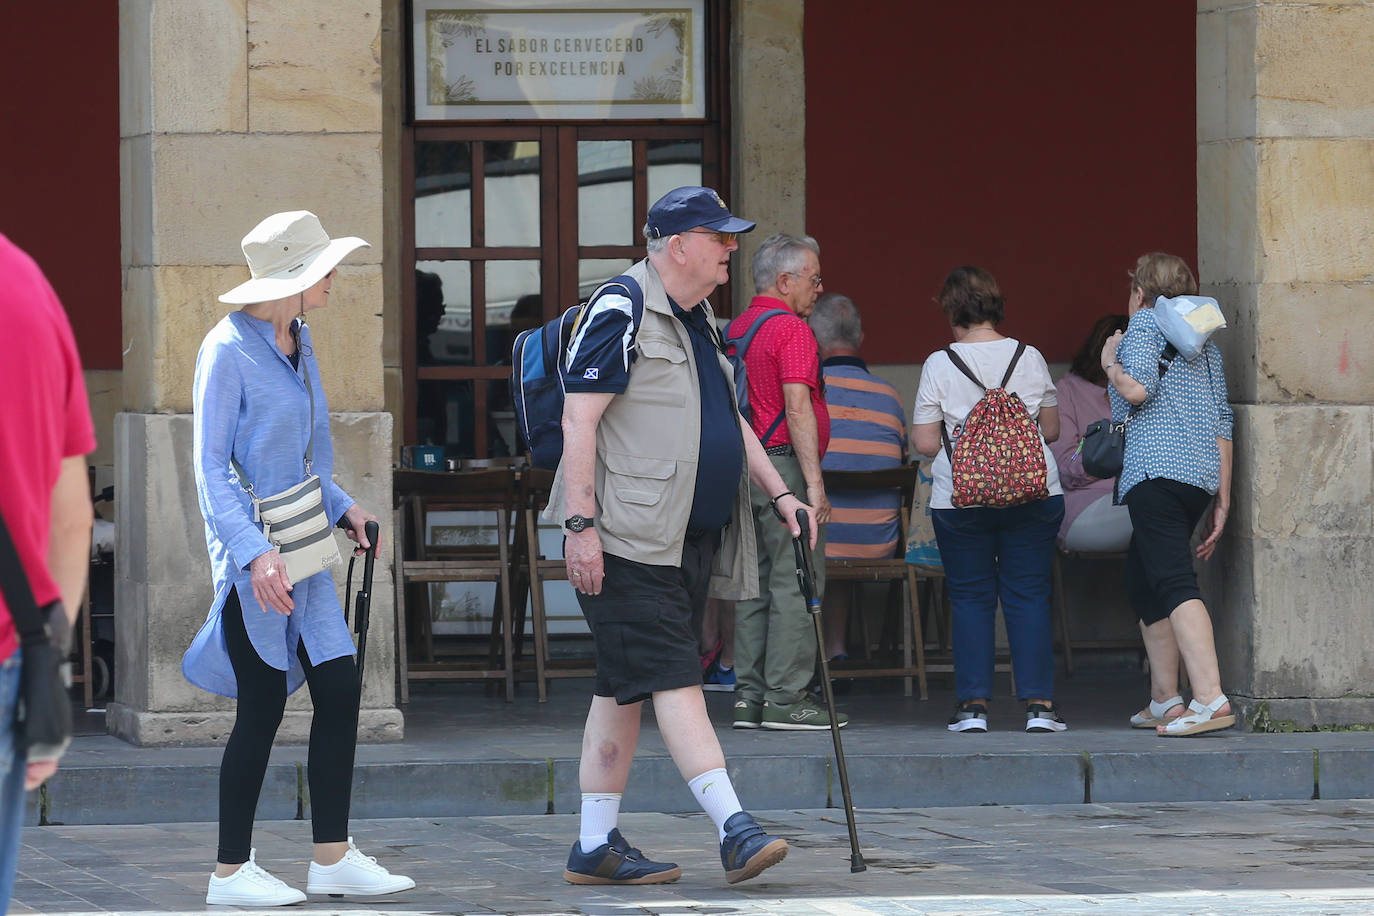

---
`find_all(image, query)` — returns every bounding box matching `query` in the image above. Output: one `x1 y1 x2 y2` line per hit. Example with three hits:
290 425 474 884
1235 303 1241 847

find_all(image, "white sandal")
1157 694 1236 737
1130 695 1185 728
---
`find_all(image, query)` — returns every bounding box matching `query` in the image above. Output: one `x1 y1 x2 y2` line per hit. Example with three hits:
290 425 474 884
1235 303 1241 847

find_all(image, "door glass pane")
577 259 634 304
416 379 474 455
486 379 519 458
648 139 703 208
415 140 471 248
416 260 472 366
484 140 540 246
485 261 541 366
578 140 632 246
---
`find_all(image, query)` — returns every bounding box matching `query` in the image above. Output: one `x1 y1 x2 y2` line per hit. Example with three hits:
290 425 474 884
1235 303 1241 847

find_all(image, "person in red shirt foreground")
0 234 95 912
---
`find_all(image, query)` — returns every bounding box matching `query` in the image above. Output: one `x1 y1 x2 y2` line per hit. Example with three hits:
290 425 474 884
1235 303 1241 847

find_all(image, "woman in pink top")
1050 316 1132 552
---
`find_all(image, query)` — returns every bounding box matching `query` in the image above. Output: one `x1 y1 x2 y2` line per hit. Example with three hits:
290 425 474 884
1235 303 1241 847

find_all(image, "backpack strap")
728 308 790 441
0 506 47 644
941 346 986 392
1000 341 1029 388
1158 342 1178 379
937 341 1029 461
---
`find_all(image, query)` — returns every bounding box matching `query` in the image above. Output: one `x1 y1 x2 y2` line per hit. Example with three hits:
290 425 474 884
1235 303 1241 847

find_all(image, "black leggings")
1123 478 1214 625
218 588 360 865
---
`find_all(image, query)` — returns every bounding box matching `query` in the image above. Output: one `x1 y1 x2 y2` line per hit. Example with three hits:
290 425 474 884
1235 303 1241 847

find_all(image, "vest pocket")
601 453 677 548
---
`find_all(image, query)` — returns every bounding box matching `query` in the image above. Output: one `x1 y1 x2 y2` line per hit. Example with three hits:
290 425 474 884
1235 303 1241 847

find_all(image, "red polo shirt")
0 235 95 662
727 296 830 455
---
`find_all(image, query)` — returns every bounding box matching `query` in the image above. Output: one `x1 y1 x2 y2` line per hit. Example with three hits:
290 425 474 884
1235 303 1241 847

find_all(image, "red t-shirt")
0 234 96 662
727 297 830 454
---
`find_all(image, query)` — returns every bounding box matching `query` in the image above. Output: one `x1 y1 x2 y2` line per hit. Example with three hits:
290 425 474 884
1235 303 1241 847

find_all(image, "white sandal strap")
1149 696 1184 718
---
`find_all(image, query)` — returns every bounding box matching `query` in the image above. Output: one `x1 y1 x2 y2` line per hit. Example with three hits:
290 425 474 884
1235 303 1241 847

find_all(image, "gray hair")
751 233 820 294
809 293 862 349
643 226 670 254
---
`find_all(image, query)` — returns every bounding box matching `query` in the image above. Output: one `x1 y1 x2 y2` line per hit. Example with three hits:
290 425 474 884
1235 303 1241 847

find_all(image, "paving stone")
1316 747 1374 799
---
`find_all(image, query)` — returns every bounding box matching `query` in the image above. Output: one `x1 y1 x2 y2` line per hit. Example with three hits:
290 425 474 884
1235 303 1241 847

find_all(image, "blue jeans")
932 496 1064 702
0 654 25 912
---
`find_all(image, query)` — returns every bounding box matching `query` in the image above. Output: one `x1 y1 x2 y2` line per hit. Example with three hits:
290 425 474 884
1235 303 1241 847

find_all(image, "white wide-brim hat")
218 210 370 304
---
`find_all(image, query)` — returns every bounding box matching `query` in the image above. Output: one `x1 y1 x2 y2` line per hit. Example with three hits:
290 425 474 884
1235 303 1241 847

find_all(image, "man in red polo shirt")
0 233 95 910
726 233 843 731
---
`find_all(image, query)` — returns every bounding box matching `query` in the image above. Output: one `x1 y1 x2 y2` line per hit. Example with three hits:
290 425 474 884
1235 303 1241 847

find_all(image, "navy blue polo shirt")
671 299 745 532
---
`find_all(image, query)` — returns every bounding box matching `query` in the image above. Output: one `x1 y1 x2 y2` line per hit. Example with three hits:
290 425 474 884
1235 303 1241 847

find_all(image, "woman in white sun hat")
184 211 414 906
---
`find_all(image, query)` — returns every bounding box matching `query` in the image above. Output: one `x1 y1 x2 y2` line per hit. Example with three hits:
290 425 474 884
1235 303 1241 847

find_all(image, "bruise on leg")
596 740 621 772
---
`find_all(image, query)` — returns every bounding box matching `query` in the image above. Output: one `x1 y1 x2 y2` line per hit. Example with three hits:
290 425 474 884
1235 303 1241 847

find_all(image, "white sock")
578 793 621 852
688 768 743 841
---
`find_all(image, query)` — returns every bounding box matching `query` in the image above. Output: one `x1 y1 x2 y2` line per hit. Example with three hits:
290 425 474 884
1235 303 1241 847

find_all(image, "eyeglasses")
784 271 823 289
682 229 738 245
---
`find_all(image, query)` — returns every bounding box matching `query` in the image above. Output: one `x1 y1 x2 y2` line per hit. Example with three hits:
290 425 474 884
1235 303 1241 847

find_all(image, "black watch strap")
564 514 595 533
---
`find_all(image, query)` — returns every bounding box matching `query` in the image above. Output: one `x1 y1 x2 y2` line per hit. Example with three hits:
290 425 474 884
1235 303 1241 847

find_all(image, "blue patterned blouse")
1108 307 1233 500
182 311 356 699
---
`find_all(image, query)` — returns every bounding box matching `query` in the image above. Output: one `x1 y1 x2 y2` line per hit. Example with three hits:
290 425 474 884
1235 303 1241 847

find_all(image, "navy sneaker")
563 828 682 885
719 812 788 884
702 659 737 692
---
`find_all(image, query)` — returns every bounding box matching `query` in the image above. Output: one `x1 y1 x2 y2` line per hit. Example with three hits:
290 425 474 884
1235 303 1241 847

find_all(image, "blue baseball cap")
644 186 757 239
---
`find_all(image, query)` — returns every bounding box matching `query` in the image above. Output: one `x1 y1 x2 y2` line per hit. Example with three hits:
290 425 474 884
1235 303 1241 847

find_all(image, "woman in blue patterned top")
185 212 414 905
1103 252 1234 737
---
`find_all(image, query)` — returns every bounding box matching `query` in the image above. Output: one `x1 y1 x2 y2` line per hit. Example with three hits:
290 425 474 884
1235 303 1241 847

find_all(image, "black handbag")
0 507 73 762
1080 418 1126 479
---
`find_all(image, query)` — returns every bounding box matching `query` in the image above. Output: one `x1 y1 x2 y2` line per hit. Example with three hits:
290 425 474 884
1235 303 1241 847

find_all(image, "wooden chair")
392 467 523 703
518 467 596 702
1051 548 1139 676
821 466 944 699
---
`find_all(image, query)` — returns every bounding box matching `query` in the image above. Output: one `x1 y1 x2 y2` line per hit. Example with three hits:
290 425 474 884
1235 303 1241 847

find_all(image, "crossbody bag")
231 355 341 583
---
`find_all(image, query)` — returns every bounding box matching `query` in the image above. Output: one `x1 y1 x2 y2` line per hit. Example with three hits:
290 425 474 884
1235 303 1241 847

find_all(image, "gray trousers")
734 455 827 706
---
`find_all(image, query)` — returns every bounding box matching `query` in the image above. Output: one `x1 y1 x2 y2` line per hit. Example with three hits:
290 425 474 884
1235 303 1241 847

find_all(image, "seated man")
811 293 907 663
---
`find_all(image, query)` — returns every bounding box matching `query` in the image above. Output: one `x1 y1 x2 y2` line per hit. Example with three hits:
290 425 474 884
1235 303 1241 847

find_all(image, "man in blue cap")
545 187 814 885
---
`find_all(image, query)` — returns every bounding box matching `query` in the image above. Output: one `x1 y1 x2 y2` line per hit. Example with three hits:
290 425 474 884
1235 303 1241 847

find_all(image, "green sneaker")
732 697 763 729
761 695 848 731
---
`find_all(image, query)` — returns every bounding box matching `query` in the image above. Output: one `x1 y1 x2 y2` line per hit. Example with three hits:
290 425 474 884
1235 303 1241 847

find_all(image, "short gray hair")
643 226 670 254
751 233 819 294
810 293 862 349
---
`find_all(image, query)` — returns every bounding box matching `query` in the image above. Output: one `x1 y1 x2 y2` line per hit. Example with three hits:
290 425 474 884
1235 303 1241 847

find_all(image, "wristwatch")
563 514 595 533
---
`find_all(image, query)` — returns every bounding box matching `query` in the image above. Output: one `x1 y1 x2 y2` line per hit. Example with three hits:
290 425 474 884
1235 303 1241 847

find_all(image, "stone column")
1197 1 1374 728
730 0 806 314
111 0 402 745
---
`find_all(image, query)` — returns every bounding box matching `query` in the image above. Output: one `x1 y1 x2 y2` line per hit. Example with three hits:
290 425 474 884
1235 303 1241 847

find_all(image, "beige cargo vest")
544 258 759 600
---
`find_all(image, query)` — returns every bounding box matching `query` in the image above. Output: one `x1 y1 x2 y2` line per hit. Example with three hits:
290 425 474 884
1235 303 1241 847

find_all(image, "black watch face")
565 515 591 532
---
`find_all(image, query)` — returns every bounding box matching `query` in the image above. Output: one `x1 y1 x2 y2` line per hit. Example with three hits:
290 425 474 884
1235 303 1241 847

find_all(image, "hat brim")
218 237 370 304
698 215 757 233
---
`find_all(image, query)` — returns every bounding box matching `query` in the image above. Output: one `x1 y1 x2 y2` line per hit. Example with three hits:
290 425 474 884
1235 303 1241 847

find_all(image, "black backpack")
723 309 789 442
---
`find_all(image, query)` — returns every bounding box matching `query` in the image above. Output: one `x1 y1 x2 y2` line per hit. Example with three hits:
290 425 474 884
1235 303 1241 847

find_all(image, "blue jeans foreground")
1 655 26 911
933 496 1064 702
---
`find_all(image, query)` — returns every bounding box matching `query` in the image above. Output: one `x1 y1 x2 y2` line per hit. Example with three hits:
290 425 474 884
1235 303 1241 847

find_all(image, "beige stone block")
123 265 247 412
730 0 804 314
1201 281 1259 403
247 0 382 133
1257 138 1374 284
134 0 249 133
304 265 386 411
1231 404 1373 543
121 135 153 269
1196 8 1228 144
119 0 152 138
1246 535 1374 697
1256 4 1374 138
1197 140 1259 285
1197 4 1259 142
1225 5 1258 141
148 133 384 268
1252 282 1374 403
384 365 405 464
108 706 403 746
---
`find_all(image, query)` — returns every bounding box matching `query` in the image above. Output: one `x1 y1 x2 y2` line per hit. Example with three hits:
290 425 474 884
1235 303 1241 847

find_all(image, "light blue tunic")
1108 307 1234 501
182 311 356 698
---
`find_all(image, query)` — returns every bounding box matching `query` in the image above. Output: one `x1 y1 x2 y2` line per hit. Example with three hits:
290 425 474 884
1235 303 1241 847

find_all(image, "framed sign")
412 0 707 121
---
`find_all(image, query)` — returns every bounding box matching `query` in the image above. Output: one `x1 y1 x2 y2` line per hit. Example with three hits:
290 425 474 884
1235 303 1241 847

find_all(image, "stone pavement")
26 673 1374 826
12 800 1374 915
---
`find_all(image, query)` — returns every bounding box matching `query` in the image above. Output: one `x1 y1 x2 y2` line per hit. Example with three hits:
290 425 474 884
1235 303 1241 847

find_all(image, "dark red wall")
0 3 120 370
805 2 1197 363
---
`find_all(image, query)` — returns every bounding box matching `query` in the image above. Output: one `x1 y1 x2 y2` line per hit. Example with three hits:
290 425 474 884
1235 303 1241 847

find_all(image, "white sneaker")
306 837 416 897
206 850 307 906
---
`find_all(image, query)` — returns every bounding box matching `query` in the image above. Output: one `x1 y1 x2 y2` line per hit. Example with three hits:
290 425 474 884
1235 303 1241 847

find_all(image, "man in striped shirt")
811 293 907 661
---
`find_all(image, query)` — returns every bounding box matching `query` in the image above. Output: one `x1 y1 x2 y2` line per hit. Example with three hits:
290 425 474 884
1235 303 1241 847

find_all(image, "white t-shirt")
912 338 1062 509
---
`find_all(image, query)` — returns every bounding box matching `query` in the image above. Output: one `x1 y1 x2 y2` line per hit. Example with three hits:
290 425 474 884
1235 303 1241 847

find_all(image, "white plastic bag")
1154 295 1226 360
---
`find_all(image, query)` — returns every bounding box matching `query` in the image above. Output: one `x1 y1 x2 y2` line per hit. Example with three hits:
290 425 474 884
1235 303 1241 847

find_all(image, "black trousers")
217 588 360 864
1123 478 1214 625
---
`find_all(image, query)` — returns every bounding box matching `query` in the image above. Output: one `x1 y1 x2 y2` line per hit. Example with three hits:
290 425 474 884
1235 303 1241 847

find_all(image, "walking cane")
343 520 381 683
791 509 866 873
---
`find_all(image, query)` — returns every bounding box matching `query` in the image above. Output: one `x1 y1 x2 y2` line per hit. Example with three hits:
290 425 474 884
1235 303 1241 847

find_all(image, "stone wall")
1197 0 1374 728
112 0 401 744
